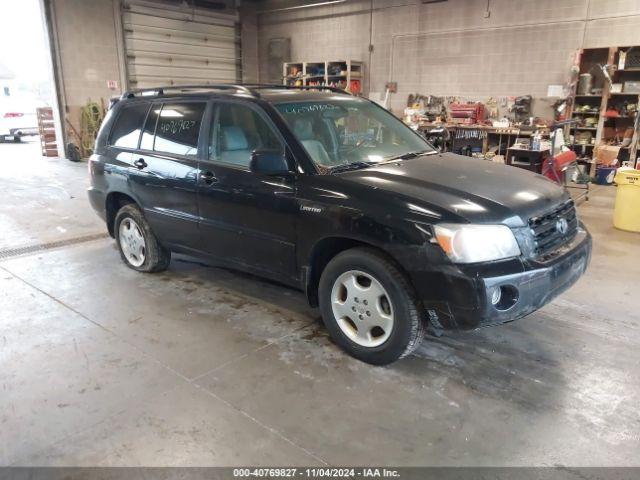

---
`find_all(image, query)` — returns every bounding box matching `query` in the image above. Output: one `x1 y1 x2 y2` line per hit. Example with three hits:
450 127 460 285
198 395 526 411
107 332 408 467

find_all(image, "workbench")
417 122 541 156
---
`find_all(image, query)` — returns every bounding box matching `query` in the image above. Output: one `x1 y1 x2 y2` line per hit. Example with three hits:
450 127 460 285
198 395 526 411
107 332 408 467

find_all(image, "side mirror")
249 150 290 175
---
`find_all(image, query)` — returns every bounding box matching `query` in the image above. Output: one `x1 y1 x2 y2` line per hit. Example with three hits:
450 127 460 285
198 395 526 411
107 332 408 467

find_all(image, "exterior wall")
253 0 640 117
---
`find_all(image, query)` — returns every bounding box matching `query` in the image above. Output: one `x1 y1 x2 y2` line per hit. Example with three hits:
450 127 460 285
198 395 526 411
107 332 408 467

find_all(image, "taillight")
3 112 24 118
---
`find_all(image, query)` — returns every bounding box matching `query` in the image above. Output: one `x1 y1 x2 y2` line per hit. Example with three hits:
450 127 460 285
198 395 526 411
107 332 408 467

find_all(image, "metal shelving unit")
567 46 640 172
283 60 363 95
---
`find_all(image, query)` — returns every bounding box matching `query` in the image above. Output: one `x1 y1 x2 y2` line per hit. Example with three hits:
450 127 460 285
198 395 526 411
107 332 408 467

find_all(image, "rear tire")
114 204 170 273
318 247 426 365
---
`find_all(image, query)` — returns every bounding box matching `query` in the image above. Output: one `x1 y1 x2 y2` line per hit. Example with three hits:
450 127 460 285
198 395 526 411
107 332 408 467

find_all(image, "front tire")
114 204 170 272
318 247 426 365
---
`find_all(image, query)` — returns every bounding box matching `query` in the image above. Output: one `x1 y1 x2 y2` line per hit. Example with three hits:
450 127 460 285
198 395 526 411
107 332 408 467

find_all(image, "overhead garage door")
122 0 240 89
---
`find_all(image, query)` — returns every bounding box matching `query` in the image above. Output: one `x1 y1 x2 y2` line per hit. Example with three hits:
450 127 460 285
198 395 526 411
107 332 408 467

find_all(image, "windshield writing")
275 99 434 172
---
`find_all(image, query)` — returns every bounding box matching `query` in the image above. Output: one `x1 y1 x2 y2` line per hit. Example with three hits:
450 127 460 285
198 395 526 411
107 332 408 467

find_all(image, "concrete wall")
240 7 260 83
45 0 640 137
48 0 124 141
252 0 640 117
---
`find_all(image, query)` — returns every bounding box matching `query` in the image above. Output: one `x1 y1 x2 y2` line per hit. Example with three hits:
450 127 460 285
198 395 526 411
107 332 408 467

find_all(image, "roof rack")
120 83 352 100
245 84 351 95
120 84 255 99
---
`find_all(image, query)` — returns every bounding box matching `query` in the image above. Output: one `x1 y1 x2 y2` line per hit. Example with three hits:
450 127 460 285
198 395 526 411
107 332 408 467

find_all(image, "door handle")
133 158 147 169
199 170 218 185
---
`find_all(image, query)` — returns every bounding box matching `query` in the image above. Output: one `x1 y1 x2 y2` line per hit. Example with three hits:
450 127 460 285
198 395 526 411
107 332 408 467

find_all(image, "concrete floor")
1 140 639 467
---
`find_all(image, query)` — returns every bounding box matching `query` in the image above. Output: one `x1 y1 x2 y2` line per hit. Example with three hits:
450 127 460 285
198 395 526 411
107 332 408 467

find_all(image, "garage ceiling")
122 0 240 88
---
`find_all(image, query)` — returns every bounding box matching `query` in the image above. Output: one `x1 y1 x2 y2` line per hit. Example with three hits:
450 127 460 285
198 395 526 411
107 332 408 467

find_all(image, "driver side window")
210 103 284 168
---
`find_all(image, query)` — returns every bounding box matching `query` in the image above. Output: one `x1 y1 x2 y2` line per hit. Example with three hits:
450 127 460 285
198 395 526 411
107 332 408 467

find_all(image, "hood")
338 153 569 226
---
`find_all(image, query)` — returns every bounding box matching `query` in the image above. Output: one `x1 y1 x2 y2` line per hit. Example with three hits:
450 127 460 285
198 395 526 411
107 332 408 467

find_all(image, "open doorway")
0 0 62 156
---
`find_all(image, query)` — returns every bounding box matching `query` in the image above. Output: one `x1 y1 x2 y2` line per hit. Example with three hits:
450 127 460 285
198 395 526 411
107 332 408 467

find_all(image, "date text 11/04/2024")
233 468 400 478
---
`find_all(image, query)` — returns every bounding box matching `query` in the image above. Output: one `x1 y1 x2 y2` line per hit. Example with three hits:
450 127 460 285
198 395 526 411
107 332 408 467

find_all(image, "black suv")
89 84 591 365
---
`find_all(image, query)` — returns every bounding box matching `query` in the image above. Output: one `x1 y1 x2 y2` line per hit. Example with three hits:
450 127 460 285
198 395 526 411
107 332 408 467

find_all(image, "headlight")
434 223 521 263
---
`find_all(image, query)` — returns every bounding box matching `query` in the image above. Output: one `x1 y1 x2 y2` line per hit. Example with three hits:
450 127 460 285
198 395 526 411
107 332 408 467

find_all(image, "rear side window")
152 102 206 156
140 104 159 151
109 103 149 149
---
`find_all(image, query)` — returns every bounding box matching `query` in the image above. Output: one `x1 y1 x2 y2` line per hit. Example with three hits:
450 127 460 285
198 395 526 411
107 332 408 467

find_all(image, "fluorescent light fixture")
258 0 346 14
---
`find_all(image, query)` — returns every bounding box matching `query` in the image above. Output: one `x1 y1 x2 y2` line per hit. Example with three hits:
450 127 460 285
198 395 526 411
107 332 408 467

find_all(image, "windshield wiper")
329 161 374 174
383 150 436 162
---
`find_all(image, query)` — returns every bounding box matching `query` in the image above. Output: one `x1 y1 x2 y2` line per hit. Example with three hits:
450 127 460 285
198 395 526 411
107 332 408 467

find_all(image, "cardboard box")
594 145 621 166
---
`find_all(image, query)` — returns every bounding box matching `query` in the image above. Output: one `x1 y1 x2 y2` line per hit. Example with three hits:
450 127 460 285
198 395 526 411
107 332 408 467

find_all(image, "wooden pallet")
36 107 57 157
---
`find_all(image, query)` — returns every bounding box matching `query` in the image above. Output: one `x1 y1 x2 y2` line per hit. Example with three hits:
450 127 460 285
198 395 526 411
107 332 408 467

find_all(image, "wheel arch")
105 191 138 237
303 235 405 307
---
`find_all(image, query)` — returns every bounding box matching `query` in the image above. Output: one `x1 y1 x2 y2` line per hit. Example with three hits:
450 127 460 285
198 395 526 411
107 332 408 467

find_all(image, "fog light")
490 286 502 305
490 284 519 311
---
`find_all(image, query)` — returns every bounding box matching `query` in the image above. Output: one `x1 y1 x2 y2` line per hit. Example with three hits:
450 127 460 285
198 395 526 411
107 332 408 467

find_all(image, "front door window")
210 103 284 168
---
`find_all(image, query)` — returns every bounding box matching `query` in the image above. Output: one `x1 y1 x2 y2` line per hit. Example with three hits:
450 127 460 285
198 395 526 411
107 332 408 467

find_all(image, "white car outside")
0 96 40 140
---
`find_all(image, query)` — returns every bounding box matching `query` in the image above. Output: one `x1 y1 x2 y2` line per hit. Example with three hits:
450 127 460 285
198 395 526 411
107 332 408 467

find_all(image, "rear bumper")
10 127 39 136
413 225 592 331
88 186 107 222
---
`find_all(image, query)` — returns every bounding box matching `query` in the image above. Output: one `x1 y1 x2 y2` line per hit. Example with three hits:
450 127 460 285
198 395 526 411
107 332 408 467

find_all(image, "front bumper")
477 226 591 326
415 225 592 330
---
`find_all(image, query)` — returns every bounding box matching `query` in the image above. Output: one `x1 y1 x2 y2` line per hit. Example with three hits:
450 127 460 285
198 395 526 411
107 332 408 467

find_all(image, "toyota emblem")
556 217 568 235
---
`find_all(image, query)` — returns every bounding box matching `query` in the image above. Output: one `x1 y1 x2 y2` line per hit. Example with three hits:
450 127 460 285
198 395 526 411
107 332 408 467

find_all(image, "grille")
528 201 578 257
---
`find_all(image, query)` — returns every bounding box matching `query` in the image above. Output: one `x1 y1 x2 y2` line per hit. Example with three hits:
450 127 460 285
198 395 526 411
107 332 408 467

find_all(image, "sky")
0 0 51 83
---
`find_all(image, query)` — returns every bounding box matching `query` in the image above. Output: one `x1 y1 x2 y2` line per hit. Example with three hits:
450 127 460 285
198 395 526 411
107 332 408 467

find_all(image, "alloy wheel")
330 270 394 347
119 217 146 267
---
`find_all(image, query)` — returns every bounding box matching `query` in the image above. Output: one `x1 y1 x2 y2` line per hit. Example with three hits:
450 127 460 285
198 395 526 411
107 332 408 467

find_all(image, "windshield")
275 98 435 172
